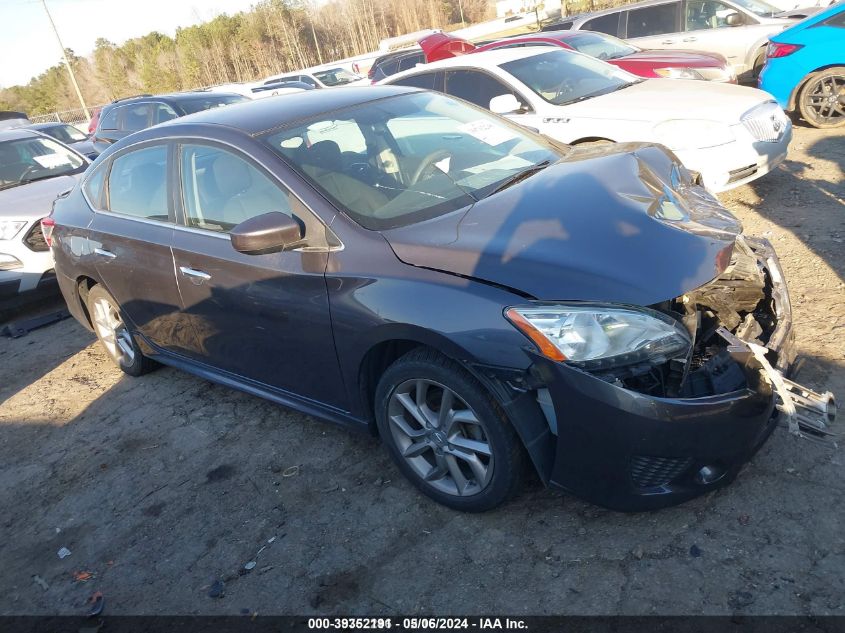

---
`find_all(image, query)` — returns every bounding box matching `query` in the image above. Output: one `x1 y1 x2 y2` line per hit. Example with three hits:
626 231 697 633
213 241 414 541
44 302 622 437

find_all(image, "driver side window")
685 0 735 30
180 144 293 233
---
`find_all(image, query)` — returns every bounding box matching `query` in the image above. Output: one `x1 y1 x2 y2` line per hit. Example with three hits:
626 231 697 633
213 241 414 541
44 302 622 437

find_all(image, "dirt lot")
1 124 843 616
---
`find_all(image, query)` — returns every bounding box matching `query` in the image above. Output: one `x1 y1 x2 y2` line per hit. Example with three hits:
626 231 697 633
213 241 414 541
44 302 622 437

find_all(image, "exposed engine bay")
594 235 837 441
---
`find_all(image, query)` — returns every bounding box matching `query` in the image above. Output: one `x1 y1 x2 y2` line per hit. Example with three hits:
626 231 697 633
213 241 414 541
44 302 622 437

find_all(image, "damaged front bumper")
516 236 833 512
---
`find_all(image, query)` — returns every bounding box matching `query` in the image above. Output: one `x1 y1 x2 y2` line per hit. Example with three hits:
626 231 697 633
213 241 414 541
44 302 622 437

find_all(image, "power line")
39 0 90 119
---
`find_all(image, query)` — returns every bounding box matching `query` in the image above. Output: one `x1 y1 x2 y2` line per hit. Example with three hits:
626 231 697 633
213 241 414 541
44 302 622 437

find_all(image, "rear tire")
86 284 157 377
798 67 845 129
375 348 524 512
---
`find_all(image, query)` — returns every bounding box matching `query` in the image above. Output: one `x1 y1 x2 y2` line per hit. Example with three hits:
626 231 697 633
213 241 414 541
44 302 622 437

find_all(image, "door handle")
683 36 698 42
179 266 212 282
661 39 675 44
94 247 116 259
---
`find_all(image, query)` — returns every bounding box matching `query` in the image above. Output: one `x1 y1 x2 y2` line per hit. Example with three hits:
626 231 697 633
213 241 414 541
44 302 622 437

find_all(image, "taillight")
766 42 803 59
41 217 55 248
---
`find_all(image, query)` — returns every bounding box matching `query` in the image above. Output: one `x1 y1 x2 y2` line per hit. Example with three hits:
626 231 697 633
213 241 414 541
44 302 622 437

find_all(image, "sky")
0 0 262 88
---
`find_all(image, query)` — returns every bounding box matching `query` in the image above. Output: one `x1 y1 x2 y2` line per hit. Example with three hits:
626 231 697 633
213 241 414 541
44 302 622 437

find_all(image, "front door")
170 142 347 409
88 142 194 353
679 0 751 71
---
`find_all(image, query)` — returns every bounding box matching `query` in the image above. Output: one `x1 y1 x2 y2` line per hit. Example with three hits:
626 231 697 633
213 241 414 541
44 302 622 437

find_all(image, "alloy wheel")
804 74 844 126
91 297 135 367
387 378 493 496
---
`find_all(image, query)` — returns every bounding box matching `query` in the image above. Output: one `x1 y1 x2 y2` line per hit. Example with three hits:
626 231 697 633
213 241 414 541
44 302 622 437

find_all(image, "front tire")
375 348 524 512
798 67 845 129
86 284 157 377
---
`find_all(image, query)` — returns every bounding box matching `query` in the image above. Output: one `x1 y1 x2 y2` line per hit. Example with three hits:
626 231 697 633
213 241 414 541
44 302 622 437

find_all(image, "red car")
421 30 736 83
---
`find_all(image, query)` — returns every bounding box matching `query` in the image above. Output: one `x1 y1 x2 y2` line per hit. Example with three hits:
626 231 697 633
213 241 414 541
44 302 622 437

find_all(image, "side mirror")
230 212 304 255
489 94 525 115
725 11 743 26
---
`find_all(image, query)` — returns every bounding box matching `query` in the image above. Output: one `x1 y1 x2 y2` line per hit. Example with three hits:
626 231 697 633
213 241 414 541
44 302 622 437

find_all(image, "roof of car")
570 0 684 20
27 122 68 129
104 92 244 108
159 85 421 136
0 128 41 142
383 46 566 81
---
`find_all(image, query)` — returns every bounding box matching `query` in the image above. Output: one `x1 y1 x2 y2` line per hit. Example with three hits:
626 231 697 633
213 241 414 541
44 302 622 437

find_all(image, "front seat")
210 153 285 227
299 140 389 217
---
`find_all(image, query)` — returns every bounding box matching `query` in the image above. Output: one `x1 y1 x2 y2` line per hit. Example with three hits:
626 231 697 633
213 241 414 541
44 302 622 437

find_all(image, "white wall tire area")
86 284 157 377
375 348 525 512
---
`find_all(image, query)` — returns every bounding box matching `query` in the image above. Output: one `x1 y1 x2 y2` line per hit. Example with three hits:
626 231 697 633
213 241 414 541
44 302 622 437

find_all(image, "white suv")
566 0 796 79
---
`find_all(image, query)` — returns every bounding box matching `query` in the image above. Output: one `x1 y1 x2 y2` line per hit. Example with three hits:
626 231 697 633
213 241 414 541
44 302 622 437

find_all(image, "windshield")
41 124 88 144
730 0 780 16
562 32 639 60
179 94 248 114
314 68 361 86
0 136 85 190
262 92 561 230
501 50 638 106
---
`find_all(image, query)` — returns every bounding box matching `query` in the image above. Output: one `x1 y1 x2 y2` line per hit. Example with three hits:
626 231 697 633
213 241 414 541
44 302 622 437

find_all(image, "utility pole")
309 12 323 65
458 0 466 27
40 0 90 119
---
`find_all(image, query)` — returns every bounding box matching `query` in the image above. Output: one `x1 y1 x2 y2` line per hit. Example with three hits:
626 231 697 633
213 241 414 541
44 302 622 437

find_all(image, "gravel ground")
0 124 843 616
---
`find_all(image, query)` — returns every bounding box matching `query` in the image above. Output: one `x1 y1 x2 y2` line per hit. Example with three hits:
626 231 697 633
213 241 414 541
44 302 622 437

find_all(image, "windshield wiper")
489 160 551 195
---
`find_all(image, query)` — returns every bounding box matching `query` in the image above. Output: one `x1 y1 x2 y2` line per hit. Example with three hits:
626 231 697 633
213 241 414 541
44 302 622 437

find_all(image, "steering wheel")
19 164 40 181
409 150 452 186
553 78 576 102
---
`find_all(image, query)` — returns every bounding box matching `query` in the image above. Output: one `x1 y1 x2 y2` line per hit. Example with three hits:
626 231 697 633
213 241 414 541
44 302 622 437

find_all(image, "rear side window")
390 71 441 91
107 145 169 221
444 70 521 110
397 53 425 71
117 103 153 132
153 103 179 124
822 11 845 27
99 108 119 131
626 2 680 37
581 13 622 36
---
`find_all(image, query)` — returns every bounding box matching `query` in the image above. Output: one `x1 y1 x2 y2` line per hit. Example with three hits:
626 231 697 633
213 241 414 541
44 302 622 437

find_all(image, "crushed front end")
526 235 835 511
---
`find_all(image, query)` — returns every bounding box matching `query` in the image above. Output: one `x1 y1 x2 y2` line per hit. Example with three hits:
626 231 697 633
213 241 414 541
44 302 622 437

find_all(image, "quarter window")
685 0 736 30
180 145 292 233
84 163 108 210
444 70 522 110
107 145 169 221
581 13 622 36
626 3 680 37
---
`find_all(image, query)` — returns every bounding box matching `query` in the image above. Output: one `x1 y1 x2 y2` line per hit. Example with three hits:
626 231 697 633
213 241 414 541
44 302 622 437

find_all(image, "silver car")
0 128 88 299
566 0 796 79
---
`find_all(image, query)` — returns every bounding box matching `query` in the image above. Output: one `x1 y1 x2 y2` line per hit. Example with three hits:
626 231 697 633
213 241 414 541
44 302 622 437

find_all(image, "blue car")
759 2 845 128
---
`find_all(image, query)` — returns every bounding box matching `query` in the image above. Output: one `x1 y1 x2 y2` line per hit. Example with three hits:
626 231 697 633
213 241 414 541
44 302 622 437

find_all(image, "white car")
382 47 791 192
0 129 87 298
564 0 797 79
262 67 367 89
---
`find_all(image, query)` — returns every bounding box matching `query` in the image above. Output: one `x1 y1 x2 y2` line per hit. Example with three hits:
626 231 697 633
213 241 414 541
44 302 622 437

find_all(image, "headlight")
652 119 735 150
654 67 705 80
505 304 691 371
0 221 26 240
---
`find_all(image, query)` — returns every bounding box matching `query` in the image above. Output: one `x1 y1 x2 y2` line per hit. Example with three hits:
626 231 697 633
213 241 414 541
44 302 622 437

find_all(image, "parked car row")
43 87 835 513
2 2 840 514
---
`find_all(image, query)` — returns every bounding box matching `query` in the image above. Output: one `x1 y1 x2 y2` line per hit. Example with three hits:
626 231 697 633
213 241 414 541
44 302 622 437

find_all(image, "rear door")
169 141 347 408
623 1 684 49
87 142 194 353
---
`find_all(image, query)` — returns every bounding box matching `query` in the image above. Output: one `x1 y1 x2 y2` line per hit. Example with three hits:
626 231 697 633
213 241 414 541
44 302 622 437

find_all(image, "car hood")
0 174 80 221
382 143 741 305
563 79 770 123
619 49 728 66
